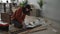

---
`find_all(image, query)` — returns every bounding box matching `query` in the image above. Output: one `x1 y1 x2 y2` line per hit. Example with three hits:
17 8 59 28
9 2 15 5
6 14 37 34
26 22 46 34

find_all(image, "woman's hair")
25 4 32 11
25 5 31 9
22 4 32 15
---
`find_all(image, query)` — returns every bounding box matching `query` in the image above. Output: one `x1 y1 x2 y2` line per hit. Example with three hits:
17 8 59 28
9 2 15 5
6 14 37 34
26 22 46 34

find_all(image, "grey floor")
0 17 60 34
0 7 60 34
28 18 60 34
0 13 60 34
0 14 1 19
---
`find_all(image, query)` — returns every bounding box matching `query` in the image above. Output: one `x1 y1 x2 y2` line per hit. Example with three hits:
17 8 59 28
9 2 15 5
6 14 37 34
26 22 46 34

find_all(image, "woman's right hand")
11 17 14 20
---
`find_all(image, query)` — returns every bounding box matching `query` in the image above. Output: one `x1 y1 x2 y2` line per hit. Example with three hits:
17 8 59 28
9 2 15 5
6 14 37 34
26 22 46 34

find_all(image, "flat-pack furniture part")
1 13 11 24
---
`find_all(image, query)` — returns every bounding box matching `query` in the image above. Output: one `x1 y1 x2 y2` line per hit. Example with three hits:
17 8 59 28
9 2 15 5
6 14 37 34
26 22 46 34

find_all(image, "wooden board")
18 26 47 34
1 13 11 24
9 26 47 34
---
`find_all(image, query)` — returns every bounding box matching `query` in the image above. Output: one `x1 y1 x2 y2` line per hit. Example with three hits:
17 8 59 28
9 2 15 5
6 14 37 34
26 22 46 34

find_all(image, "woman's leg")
11 20 22 28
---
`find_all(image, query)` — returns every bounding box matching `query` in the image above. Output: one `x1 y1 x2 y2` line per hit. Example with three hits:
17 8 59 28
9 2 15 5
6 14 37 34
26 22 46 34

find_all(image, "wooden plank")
1 13 11 24
9 26 47 34
18 26 47 34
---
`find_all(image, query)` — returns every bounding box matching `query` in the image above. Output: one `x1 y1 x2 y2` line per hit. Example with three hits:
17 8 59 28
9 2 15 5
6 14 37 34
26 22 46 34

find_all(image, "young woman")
11 4 32 29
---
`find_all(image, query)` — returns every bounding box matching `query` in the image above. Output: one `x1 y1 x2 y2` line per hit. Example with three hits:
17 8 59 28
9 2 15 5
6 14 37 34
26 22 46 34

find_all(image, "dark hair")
25 4 32 11
22 5 32 15
25 5 31 9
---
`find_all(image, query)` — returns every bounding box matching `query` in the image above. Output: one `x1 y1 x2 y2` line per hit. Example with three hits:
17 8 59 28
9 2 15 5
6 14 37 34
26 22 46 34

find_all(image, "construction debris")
18 26 47 34
9 16 48 34
24 15 48 28
9 25 47 34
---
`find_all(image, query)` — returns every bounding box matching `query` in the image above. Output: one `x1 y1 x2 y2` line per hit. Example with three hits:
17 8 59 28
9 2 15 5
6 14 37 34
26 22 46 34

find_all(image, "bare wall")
42 0 60 21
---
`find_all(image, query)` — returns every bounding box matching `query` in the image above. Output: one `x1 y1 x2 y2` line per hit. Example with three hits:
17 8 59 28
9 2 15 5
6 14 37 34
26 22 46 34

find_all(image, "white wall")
1 0 11 3
28 0 40 9
42 0 60 21
16 0 26 6
16 0 40 9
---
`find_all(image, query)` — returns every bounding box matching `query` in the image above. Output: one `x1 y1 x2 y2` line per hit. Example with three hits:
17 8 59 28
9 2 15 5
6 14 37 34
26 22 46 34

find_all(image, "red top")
12 7 26 24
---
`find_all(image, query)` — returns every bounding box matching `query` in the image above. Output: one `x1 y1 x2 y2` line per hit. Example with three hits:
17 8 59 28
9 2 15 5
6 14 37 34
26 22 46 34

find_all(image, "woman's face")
26 8 30 11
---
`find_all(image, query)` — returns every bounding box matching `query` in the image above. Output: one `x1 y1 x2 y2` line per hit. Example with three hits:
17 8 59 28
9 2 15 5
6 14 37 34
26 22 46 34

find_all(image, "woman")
11 4 32 29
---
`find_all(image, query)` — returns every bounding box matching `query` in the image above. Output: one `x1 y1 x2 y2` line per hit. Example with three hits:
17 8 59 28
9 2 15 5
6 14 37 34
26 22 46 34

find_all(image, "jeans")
11 19 22 28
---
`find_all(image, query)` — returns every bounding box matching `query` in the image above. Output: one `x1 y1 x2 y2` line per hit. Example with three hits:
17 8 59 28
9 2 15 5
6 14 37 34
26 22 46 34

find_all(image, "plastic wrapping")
24 15 48 28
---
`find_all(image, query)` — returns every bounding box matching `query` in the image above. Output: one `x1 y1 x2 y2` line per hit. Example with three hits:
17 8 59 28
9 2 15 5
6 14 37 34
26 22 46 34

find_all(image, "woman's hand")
11 18 14 20
11 16 15 20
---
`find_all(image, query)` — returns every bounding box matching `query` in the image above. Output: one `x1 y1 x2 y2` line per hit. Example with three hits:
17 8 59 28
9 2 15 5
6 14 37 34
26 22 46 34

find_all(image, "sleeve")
11 10 17 19
15 8 22 18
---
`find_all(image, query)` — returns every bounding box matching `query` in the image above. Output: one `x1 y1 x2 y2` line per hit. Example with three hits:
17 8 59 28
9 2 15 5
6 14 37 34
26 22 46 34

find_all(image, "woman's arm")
11 10 17 20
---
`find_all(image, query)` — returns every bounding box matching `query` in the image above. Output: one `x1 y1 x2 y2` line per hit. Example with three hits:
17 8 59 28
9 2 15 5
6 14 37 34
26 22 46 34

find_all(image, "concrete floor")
0 31 8 34
0 14 1 19
0 17 60 34
0 7 60 34
28 18 60 34
9 16 60 34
